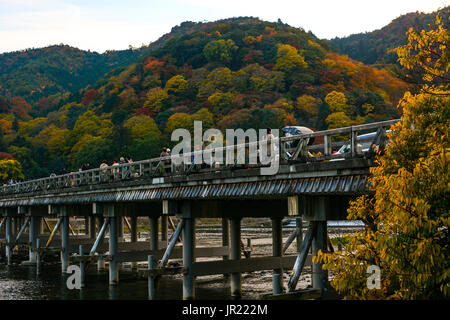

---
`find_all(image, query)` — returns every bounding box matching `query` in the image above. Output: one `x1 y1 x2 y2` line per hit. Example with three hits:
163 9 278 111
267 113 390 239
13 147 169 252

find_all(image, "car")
333 130 391 158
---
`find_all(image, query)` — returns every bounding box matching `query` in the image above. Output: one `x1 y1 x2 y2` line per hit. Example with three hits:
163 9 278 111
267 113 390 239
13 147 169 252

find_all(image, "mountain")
0 17 410 180
0 45 151 112
329 7 449 66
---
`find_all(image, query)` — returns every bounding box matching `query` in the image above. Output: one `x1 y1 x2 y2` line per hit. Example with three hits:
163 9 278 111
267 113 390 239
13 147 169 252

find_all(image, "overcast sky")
0 0 447 54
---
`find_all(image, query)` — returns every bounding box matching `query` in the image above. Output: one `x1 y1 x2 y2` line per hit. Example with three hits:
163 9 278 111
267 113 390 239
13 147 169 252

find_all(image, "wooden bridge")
0 119 398 300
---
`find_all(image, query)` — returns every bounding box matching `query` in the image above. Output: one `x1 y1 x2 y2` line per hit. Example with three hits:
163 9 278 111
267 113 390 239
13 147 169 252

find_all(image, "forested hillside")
330 6 449 66
0 17 410 180
0 45 150 114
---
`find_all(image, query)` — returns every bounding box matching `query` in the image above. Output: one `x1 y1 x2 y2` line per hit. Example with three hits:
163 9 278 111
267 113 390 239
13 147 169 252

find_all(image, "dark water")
0 262 235 300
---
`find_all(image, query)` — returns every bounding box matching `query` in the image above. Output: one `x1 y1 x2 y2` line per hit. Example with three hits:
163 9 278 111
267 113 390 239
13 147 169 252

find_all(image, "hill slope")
0 45 150 111
329 7 449 66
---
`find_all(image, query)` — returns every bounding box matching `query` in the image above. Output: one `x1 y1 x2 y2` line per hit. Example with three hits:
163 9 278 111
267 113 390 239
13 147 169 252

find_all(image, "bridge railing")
0 119 399 196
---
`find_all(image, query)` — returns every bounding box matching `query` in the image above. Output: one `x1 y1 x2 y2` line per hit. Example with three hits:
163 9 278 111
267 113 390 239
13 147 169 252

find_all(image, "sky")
0 0 448 54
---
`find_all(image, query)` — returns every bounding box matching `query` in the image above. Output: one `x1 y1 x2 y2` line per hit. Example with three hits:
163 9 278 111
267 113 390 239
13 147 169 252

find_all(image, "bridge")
0 119 398 299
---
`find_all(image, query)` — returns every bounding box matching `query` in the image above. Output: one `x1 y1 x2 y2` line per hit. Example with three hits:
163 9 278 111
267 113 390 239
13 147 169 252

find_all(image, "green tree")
124 115 161 140
203 39 238 64
192 107 214 129
74 137 116 168
165 75 189 97
165 113 193 134
207 92 234 115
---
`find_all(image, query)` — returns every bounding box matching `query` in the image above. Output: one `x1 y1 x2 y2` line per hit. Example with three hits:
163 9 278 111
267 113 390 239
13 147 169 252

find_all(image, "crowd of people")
3 131 278 186
2 179 21 186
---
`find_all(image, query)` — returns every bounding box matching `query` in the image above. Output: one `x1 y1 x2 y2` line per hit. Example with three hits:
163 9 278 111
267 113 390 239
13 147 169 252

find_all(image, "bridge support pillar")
130 216 137 270
97 216 106 271
182 202 195 300
149 216 158 251
230 217 241 299
28 215 39 263
312 221 327 292
272 217 283 295
5 216 12 265
60 207 69 273
222 217 230 279
106 205 119 286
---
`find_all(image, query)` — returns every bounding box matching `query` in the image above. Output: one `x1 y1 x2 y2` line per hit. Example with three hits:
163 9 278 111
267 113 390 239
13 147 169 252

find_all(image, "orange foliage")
143 57 165 71
0 119 13 134
322 53 410 104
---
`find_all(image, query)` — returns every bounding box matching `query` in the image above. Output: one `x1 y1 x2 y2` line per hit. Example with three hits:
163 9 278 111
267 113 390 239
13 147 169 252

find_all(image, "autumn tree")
10 97 32 119
144 87 171 114
392 13 449 93
0 159 24 182
316 14 450 299
274 44 307 75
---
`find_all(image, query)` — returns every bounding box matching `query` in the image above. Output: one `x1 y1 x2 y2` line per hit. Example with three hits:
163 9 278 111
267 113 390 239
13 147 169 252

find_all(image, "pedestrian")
160 147 171 173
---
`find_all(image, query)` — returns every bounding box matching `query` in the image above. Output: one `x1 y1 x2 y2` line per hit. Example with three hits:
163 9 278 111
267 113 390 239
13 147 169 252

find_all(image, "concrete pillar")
312 221 327 291
149 216 159 251
109 216 118 285
5 216 12 265
97 216 106 271
272 217 283 294
222 217 230 278
61 210 69 273
130 216 138 270
230 217 241 299
182 202 195 300
29 215 39 263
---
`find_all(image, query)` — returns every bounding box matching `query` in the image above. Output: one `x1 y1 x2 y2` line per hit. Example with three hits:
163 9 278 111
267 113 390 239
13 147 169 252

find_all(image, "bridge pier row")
271 217 283 295
230 217 242 299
